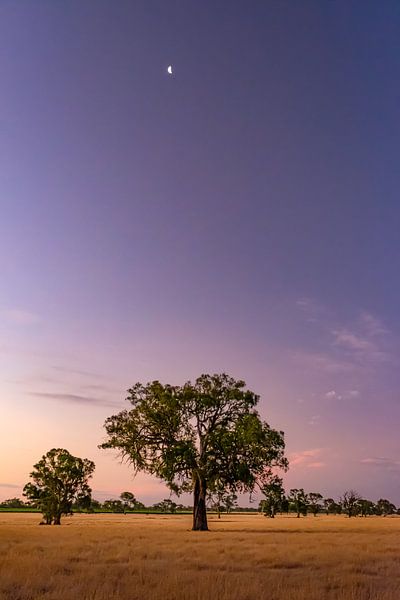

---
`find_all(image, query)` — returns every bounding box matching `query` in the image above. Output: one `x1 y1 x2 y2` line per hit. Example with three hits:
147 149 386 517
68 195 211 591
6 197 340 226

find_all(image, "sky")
1 1 400 505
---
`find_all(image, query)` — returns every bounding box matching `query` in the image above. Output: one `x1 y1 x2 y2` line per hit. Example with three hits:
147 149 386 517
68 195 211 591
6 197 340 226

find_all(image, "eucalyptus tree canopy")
260 475 285 518
100 373 287 530
376 498 396 516
288 488 308 518
23 448 95 525
307 492 323 516
340 490 361 517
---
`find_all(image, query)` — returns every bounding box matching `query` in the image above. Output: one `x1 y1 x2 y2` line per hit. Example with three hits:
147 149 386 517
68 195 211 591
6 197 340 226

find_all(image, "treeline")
260 485 398 518
0 493 256 514
3 487 398 518
0 494 189 514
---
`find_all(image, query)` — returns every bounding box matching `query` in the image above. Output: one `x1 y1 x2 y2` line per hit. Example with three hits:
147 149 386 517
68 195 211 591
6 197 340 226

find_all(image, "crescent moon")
167 65 173 75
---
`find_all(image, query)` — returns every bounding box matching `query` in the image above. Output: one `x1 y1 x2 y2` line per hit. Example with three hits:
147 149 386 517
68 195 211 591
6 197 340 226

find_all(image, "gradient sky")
1 1 400 505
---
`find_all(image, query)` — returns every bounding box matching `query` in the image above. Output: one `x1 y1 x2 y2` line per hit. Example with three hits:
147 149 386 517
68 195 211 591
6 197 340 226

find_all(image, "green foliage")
324 498 342 515
103 499 125 513
0 498 26 509
260 475 285 518
120 491 135 507
376 498 396 516
307 492 323 516
152 499 178 513
23 448 95 525
208 484 238 518
357 499 376 517
288 488 308 517
100 373 287 530
340 490 361 518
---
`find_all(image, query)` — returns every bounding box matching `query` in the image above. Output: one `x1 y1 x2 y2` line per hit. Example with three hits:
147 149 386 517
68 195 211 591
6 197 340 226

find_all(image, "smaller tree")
260 475 285 518
88 499 102 512
208 482 238 519
72 494 92 512
153 499 178 513
23 448 95 525
324 498 342 515
340 490 361 518
288 488 308 518
307 492 323 516
0 498 26 509
357 499 376 517
376 498 396 516
120 491 137 513
103 499 125 513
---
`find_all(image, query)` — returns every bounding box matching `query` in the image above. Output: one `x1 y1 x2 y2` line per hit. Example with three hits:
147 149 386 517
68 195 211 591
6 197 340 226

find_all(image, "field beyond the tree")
1 512 400 600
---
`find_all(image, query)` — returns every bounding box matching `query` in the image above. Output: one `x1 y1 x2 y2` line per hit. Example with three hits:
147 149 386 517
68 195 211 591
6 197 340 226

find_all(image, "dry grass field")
1 512 400 600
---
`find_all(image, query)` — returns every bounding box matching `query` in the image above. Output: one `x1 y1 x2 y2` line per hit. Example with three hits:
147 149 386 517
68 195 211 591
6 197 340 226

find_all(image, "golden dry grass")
1 512 400 600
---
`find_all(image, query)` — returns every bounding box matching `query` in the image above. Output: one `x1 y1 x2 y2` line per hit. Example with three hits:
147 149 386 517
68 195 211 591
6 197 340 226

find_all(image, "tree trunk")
53 514 61 525
192 476 208 531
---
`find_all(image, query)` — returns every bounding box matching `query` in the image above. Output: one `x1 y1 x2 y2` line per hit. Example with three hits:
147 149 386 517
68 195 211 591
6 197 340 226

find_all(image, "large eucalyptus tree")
100 373 287 530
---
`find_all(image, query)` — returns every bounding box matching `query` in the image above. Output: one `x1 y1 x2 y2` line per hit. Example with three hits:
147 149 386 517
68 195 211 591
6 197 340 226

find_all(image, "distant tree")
280 497 290 514
260 475 285 518
120 491 137 512
376 498 396 516
323 498 342 515
88 499 102 512
153 499 178 513
72 494 92 512
119 492 145 511
357 499 376 517
288 488 308 517
340 490 361 518
103 499 125 513
208 481 238 519
100 373 287 530
307 492 323 516
23 448 95 525
0 498 26 509
120 491 135 505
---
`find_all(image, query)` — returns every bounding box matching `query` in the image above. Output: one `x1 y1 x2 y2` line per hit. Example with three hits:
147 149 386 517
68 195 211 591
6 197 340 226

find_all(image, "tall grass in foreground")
1 513 400 600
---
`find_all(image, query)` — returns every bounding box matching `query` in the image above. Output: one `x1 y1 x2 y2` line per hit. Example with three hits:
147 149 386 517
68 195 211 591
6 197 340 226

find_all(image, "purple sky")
1 1 400 504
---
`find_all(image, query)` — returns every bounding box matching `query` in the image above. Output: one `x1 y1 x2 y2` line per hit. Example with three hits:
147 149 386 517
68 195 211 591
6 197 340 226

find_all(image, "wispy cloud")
308 415 320 426
51 366 109 380
1 308 40 325
359 312 388 337
325 389 360 401
28 392 120 408
333 329 375 352
83 383 123 394
332 326 392 366
290 448 325 468
292 351 355 373
295 298 393 369
0 482 21 489
360 457 400 470
296 297 326 323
